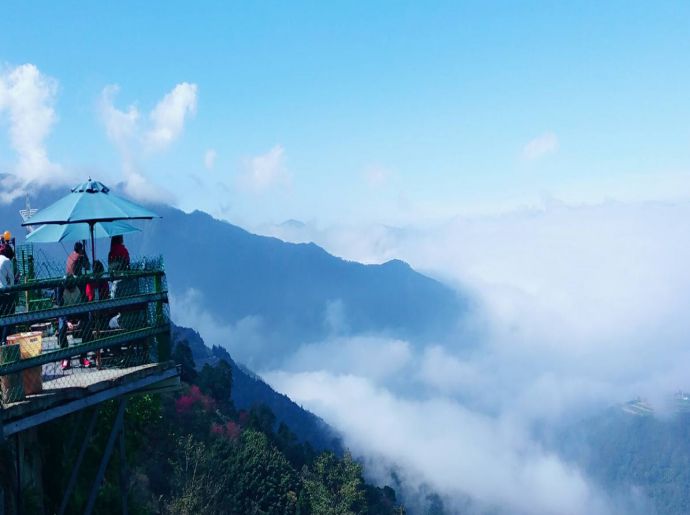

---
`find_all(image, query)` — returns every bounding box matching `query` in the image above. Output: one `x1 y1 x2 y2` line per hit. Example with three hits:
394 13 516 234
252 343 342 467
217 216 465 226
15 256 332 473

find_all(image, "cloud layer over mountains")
257 200 690 514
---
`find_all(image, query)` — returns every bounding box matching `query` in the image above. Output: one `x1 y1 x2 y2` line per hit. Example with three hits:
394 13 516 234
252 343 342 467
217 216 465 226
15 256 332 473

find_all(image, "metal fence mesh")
0 254 170 406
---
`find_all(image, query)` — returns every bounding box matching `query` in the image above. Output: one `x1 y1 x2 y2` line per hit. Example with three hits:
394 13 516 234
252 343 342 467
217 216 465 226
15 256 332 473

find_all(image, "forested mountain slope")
172 324 340 452
557 402 690 515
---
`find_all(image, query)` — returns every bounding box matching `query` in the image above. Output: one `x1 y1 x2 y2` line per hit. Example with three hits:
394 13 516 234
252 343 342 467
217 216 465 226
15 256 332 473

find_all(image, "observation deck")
0 252 177 438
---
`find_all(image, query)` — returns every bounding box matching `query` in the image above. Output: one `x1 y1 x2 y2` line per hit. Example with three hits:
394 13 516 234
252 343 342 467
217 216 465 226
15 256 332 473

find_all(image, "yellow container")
7 331 43 395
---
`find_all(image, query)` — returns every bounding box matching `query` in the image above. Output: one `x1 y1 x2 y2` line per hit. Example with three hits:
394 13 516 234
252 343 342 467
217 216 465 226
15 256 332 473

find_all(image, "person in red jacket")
108 235 132 300
108 235 130 272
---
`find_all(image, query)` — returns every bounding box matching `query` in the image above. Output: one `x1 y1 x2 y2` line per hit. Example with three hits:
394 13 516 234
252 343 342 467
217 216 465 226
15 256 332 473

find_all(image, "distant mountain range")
2 189 465 368
139 206 465 364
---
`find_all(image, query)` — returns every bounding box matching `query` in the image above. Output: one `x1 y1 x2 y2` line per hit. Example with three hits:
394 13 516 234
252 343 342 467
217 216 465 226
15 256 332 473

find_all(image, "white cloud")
0 64 68 202
416 345 484 394
99 82 197 202
203 148 217 170
145 82 197 151
281 335 413 383
239 144 290 192
522 132 559 160
265 370 611 515
99 85 139 173
121 171 175 204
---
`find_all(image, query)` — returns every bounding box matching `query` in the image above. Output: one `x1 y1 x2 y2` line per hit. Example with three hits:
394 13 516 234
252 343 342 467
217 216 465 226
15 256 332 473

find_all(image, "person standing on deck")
0 245 15 344
108 235 130 272
86 260 109 302
59 274 92 369
0 245 14 289
66 241 90 276
86 260 111 364
59 242 90 338
108 235 133 306
86 260 110 334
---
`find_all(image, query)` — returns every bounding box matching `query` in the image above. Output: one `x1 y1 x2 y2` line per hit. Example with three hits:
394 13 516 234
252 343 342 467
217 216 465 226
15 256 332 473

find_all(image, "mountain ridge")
171 323 341 452
134 203 466 368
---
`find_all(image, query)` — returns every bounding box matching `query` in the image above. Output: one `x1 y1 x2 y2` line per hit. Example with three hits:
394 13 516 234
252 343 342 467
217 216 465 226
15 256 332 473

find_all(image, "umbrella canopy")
22 179 160 265
26 220 141 243
22 179 159 226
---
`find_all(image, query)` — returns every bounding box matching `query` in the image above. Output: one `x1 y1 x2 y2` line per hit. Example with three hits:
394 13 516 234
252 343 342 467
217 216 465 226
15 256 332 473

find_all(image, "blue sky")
1 2 689 225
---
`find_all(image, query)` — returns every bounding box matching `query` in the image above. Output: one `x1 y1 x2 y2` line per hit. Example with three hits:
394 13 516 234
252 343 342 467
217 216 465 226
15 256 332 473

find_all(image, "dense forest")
26 341 405 514
172 324 341 453
557 405 690 515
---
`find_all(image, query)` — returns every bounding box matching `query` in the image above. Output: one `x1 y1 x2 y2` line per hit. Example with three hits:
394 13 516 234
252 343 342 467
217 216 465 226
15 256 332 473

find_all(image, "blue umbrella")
23 180 159 225
22 179 160 264
26 220 141 243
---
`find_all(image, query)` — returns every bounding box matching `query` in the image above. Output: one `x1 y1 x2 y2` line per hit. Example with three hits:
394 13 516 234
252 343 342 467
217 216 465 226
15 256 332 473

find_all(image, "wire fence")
0 254 171 405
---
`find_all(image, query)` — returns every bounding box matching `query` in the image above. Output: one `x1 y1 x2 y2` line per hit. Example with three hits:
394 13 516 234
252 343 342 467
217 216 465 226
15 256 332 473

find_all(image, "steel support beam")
58 408 99 515
84 398 127 515
119 425 128 515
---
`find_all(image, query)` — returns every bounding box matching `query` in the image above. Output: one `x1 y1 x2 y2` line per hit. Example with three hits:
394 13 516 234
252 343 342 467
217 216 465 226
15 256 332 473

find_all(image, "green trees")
302 452 367 514
197 360 232 408
165 436 226 515
31 344 404 514
221 430 300 513
171 341 198 383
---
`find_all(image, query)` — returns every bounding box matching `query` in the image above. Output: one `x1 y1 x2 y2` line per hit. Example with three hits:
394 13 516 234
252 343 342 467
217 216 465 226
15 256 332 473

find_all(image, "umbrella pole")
89 222 96 268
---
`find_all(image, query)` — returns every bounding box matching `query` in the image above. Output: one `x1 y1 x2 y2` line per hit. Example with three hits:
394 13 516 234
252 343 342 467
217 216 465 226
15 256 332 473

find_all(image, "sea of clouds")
170 199 690 513
241 200 690 514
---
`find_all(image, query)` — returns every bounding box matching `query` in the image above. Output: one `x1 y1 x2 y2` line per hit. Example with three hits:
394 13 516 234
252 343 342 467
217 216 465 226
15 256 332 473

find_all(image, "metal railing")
0 257 171 405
